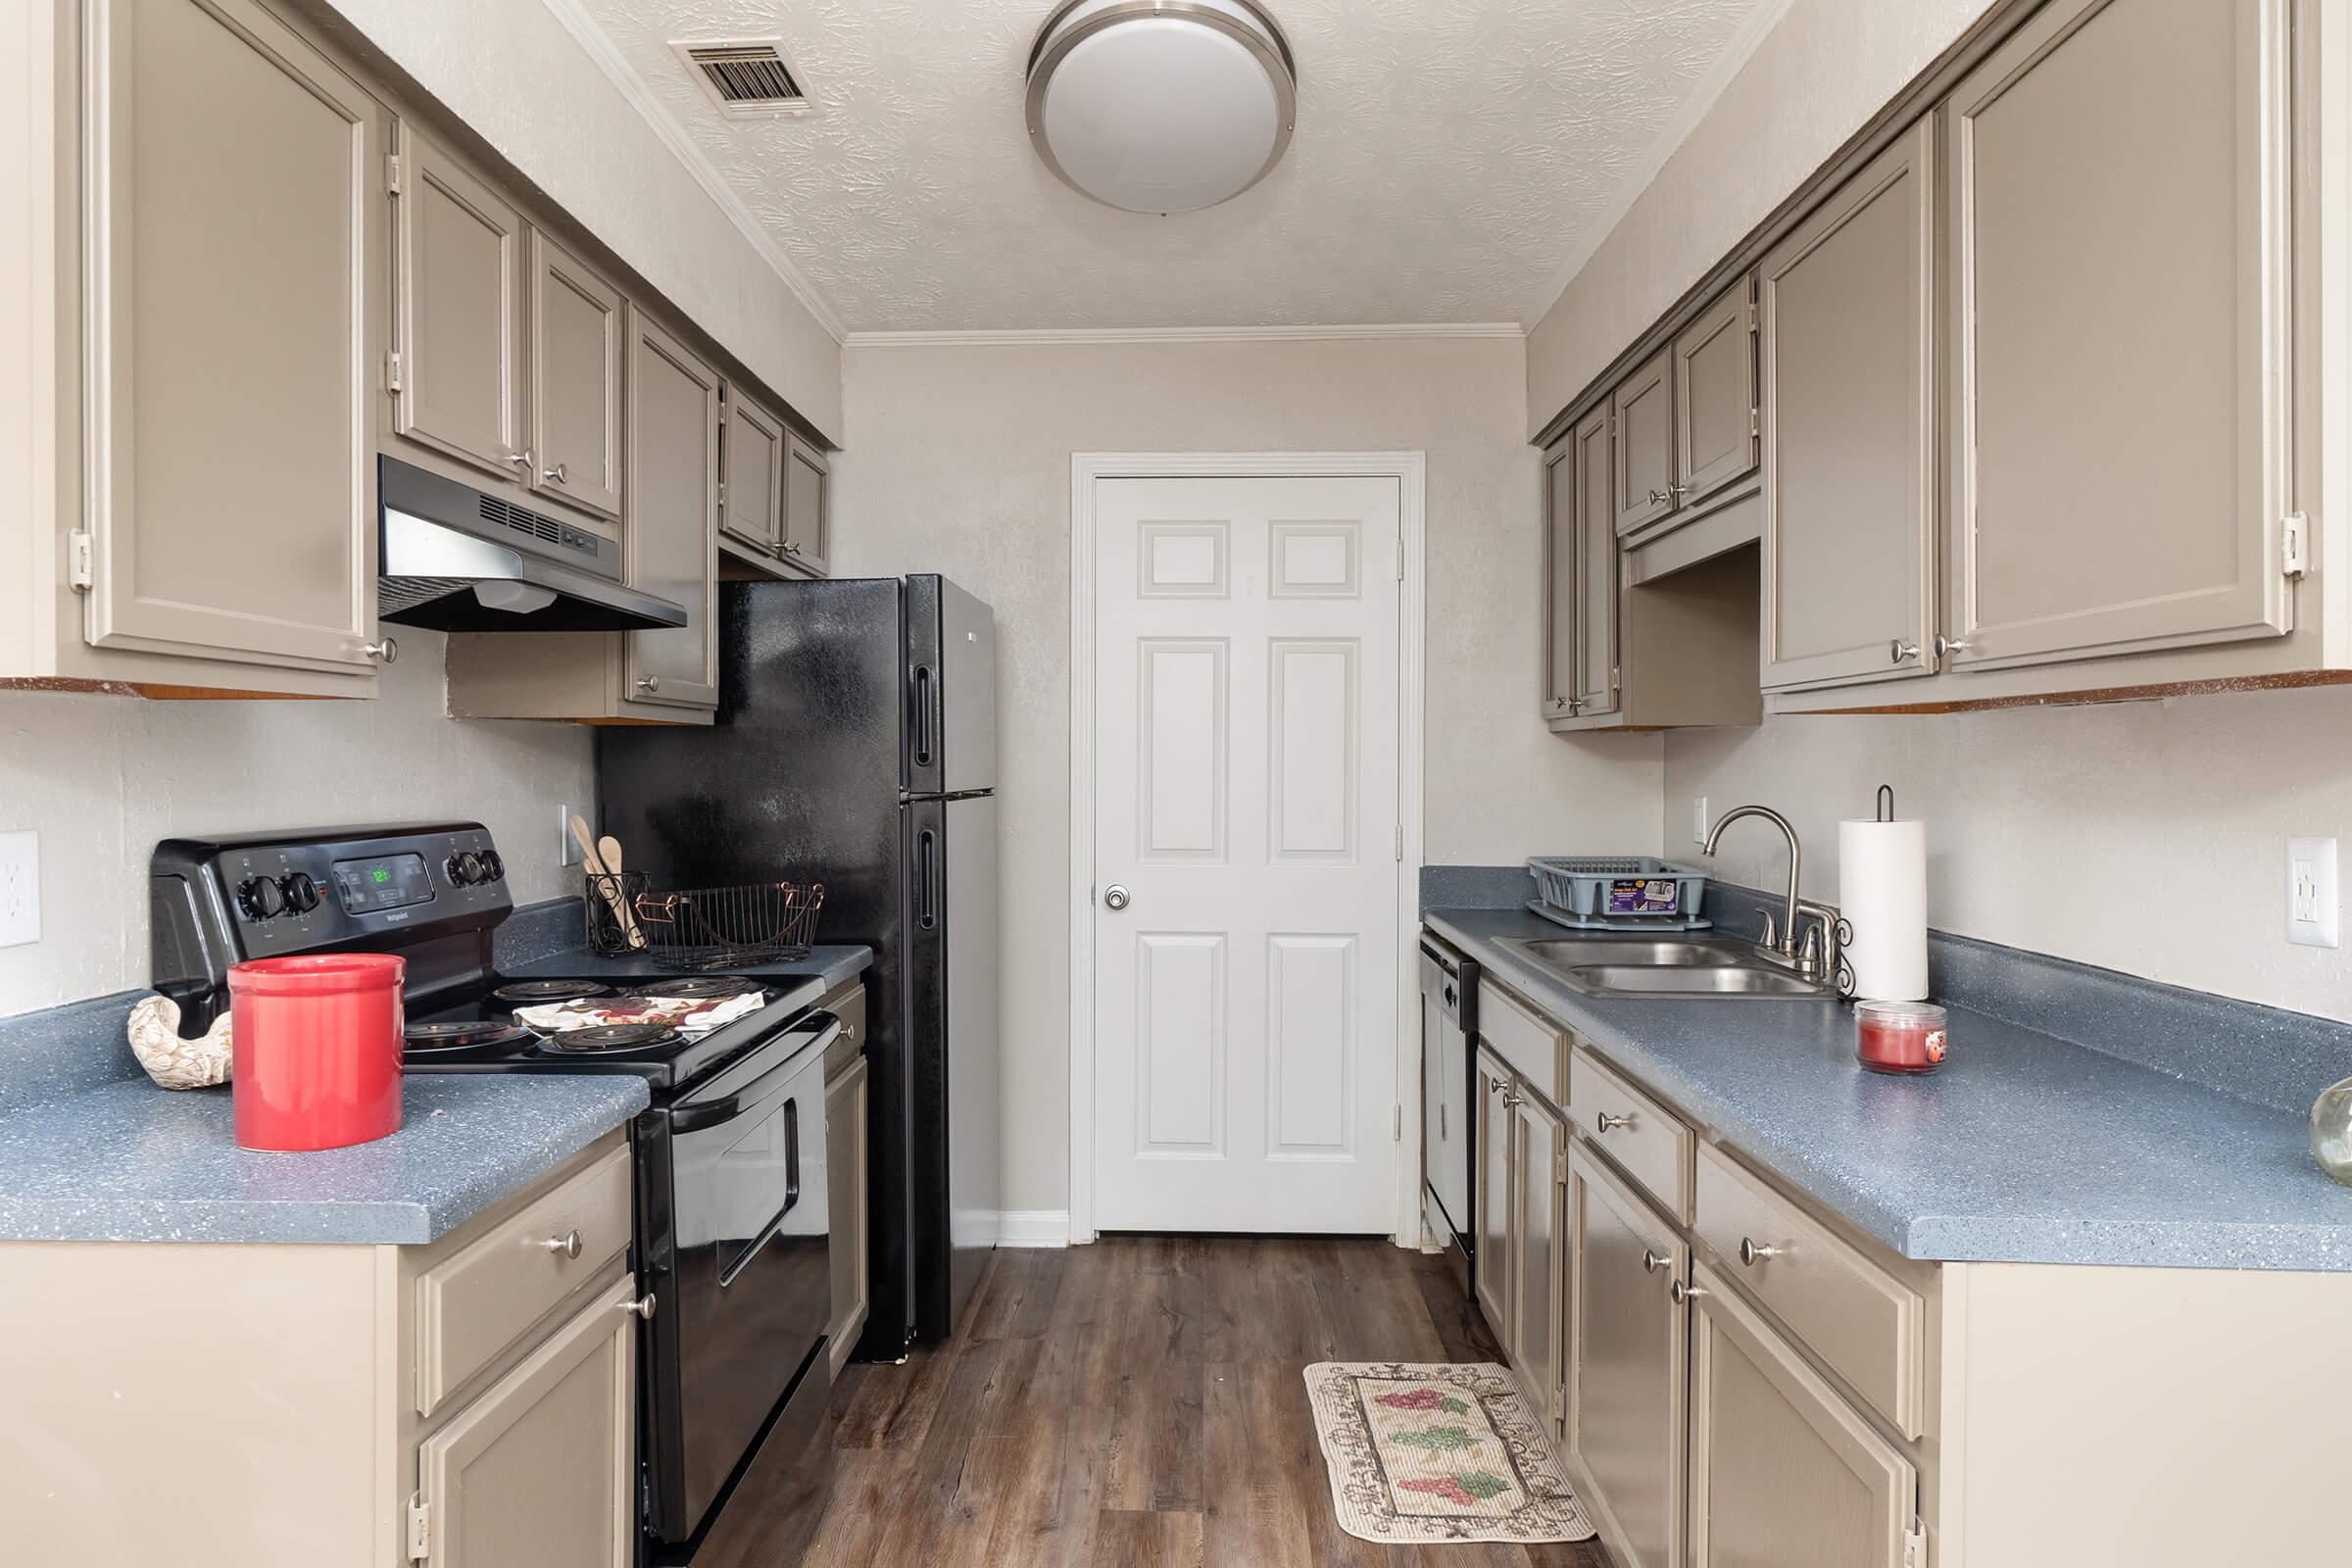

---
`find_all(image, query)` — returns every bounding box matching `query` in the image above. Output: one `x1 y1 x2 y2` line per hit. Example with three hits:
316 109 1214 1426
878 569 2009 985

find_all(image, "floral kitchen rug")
1302 1361 1596 1544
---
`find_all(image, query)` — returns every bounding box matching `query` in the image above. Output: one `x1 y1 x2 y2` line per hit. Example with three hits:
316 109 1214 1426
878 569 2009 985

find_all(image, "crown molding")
845 321 1527 348
538 0 849 346
1520 0 1798 332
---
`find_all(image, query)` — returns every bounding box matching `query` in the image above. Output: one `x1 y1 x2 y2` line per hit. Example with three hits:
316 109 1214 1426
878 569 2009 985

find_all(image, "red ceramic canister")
227 954 406 1152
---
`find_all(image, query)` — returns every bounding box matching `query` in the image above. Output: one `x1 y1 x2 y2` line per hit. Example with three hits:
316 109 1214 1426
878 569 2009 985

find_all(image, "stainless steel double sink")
1498 935 1832 1000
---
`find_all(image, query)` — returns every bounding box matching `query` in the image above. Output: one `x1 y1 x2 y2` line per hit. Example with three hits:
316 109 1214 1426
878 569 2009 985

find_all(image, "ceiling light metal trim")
1024 0 1298 215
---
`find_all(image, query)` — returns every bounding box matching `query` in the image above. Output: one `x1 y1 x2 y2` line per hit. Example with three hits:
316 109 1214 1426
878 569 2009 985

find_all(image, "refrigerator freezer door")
906 575 998 798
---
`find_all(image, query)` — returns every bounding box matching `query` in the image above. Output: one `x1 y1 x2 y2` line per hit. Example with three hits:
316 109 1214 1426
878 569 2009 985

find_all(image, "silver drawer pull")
1738 1237 1780 1267
541 1229 582 1260
1595 1111 1631 1134
1669 1278 1707 1307
619 1294 657 1321
1641 1249 1668 1275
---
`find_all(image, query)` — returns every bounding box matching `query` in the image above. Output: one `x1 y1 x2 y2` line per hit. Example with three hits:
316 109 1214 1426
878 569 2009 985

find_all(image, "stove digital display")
332 853 436 914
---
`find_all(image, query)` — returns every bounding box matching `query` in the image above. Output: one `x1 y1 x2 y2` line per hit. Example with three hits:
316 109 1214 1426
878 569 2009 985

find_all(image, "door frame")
1067 452 1429 1248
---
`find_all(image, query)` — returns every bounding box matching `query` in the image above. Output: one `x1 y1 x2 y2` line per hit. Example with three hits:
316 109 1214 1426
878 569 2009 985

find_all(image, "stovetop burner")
533 1022 684 1054
405 1018 531 1054
632 975 763 1001
490 979 614 1005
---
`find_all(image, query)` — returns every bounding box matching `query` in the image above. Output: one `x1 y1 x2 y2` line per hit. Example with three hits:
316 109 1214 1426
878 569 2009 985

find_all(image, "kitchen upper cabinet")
1474 1047 1514 1336
1569 1143 1689 1568
1612 349 1676 537
74 0 385 685
1686 1262 1919 1568
720 385 786 557
625 319 721 710
528 232 626 521
1543 414 1622 726
1942 0 2294 672
783 432 833 575
1673 278 1759 510
1510 1091 1568 1437
1542 437 1579 720
394 127 526 482
1759 118 1938 693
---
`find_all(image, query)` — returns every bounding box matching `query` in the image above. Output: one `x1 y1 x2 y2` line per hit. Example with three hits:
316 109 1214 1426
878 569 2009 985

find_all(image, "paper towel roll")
1838 817 1928 1002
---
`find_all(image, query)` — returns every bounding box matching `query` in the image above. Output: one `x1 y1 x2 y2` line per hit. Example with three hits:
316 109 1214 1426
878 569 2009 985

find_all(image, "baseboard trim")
999 1210 1073 1249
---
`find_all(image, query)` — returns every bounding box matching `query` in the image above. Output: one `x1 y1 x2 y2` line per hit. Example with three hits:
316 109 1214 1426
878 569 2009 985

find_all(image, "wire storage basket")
584 871 826 972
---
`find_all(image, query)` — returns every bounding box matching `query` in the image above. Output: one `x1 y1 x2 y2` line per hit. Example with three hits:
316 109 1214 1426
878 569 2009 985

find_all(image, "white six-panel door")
1092 475 1401 1233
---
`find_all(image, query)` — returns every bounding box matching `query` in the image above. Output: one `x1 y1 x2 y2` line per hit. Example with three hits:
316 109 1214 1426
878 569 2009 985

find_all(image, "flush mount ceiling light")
1025 0 1298 215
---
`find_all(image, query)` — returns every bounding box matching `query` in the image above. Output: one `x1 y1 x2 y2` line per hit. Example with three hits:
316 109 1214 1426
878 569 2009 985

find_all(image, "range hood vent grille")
479 492 569 550
673 40 809 115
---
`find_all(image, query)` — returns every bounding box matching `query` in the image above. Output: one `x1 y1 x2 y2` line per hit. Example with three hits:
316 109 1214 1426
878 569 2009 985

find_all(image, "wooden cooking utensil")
570 814 644 950
598 835 648 951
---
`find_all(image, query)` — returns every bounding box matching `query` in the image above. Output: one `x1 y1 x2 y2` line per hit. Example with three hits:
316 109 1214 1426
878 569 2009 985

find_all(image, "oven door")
640 1014 837 1545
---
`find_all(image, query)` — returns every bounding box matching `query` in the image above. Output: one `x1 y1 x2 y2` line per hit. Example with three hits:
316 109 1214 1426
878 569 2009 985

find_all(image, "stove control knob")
238 876 286 920
281 872 320 914
447 852 484 887
478 850 505 883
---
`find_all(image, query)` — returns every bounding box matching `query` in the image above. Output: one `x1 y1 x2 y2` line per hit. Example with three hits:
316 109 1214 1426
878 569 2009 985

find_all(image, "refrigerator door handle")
916 826 939 930
912 664 939 769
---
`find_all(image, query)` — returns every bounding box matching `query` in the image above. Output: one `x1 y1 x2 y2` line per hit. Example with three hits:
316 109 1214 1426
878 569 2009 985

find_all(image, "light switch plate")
1692 796 1709 846
2287 836 2339 949
0 830 39 949
559 803 583 867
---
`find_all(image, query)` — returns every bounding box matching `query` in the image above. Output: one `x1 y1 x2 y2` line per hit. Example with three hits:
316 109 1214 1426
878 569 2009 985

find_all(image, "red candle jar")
227 954 406 1152
1855 1000 1948 1076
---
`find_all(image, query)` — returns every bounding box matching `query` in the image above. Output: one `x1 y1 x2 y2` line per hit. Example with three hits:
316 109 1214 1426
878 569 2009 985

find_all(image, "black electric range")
150 822 839 1564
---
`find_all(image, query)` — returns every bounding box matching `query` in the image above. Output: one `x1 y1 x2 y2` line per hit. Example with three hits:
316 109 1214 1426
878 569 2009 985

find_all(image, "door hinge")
717 478 728 509
68 528 93 591
386 153 402 195
1902 1520 1928 1568
1395 824 1404 861
1553 1144 1568 1188
385 350 405 396
1745 299 1758 332
2282 512 2308 578
1395 537 1405 581
1393 1104 1403 1142
1750 406 1761 439
406 1494 431 1560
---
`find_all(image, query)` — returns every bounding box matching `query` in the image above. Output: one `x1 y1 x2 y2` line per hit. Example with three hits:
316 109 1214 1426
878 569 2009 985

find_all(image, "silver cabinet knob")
636 674 661 694
1889 640 1919 663
1669 1279 1707 1307
619 1293 657 1321
782 541 804 557
1738 1237 1779 1267
1935 634 1971 658
363 638 398 664
1647 488 1670 505
1641 1249 1668 1275
1501 1089 1524 1109
1595 1111 1631 1134
542 462 568 484
541 1229 582 1259
1102 884 1131 911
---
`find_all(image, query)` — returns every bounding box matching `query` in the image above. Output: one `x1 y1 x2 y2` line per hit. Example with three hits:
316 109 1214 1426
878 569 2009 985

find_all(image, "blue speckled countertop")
1429 907 2352 1273
0 1073 647 1245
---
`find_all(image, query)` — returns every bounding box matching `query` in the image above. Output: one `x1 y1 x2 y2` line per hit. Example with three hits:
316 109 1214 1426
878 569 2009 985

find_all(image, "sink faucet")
1701 805 1803 968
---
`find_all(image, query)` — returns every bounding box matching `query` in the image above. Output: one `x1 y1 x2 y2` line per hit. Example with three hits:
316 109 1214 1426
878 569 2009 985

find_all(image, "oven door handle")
667 1016 841 1134
717 1097 800 1291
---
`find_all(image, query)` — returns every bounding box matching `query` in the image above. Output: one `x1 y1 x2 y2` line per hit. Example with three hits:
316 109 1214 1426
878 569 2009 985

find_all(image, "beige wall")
831 336 1665 1214
0 631 592 1017
1524 0 1999 433
1667 686 2352 1021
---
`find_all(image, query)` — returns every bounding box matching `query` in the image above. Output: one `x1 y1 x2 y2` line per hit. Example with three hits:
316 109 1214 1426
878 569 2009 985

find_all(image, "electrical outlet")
1693 796 1710 846
2287 837 2339 949
559 804 583 867
0 830 40 949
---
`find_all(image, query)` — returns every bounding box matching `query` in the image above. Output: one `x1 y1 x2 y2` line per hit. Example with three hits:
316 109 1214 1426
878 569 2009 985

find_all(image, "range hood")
376 456 689 633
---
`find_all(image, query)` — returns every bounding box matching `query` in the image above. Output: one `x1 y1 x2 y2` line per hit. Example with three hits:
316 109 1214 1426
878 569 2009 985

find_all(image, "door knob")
1102 884 1131 911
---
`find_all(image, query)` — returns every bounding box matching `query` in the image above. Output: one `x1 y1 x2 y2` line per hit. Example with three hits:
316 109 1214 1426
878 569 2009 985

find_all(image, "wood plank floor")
798 1237 1610 1568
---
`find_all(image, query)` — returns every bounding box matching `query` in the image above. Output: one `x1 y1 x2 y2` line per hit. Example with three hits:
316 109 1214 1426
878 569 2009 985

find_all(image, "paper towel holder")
1876 784 1895 823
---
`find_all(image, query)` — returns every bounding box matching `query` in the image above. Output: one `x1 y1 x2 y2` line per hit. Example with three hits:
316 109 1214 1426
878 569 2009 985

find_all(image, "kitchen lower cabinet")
1509 1090 1567 1436
826 1050 871 1381
1686 1261 1919 1568
1474 1046 1515 1335
1568 1143 1689 1568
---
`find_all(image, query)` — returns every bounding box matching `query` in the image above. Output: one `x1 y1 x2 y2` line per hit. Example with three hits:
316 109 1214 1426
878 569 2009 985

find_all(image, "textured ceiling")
567 0 1780 333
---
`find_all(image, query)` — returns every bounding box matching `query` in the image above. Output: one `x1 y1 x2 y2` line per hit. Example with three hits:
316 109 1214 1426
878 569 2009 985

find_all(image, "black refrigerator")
597 574 1001 1352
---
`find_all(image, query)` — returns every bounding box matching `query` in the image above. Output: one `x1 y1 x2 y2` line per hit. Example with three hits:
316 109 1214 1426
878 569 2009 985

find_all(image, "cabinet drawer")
1571 1051 1692 1224
1693 1143 1923 1439
416 1145 633 1416
1478 978 1565 1104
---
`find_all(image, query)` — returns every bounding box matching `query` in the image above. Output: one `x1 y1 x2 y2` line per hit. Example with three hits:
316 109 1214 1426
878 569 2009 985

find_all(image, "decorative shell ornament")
127 994 233 1090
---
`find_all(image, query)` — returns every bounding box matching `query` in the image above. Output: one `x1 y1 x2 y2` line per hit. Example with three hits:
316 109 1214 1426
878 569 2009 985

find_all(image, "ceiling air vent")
671 39 811 118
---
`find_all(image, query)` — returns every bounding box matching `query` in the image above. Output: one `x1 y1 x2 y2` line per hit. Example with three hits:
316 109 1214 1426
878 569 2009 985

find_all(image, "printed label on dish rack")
1605 878 1682 916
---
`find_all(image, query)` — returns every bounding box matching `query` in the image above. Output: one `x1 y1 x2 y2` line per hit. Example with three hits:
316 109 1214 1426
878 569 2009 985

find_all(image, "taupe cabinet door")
1612 350 1676 536
720 387 786 555
416 1275 637 1568
82 0 382 675
1510 1093 1567 1436
625 320 719 710
1687 1262 1918 1568
1944 0 2294 670
783 432 832 573
528 232 625 521
1760 118 1938 692
1673 277 1759 510
394 128 526 481
1569 1144 1688 1568
1571 408 1620 717
1542 437 1578 719
825 1054 870 1378
1474 1048 1513 1336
